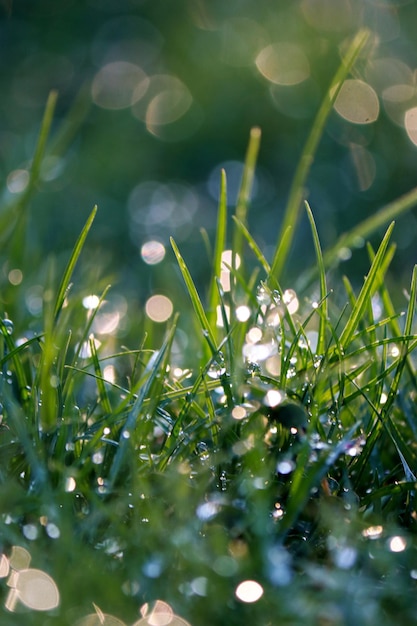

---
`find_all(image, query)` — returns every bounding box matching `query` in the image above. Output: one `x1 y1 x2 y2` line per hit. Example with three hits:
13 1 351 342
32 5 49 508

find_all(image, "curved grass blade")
171 237 217 356
53 205 97 322
0 90 58 243
299 184 417 291
305 201 328 356
336 222 394 351
269 29 370 283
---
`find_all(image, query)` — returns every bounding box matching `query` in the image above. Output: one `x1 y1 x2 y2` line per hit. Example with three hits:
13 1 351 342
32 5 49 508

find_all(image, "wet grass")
2 31 417 626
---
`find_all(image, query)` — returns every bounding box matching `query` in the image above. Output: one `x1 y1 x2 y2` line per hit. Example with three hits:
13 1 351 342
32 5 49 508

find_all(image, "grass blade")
171 237 217 356
269 29 370 283
232 127 262 262
305 201 328 356
299 185 417 291
53 205 97 322
108 321 177 488
337 222 394 350
208 168 228 335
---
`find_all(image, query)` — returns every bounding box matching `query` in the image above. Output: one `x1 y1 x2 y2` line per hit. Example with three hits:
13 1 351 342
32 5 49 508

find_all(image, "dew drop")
2 319 14 335
256 285 271 306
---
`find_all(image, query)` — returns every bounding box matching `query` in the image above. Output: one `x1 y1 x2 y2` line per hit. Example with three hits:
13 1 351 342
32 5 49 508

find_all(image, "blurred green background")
2 0 417 339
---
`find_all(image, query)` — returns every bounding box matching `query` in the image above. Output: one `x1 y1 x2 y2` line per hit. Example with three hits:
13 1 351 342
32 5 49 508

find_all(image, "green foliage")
2 58 417 625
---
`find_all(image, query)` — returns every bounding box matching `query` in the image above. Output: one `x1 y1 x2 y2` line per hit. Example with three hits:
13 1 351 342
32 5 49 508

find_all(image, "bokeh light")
91 61 149 110
405 107 417 146
145 295 173 323
333 79 380 125
141 240 166 265
6 169 29 194
235 579 264 603
256 43 310 86
301 0 355 32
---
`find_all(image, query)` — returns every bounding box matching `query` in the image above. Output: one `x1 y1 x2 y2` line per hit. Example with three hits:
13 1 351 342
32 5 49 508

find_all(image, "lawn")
1 24 417 626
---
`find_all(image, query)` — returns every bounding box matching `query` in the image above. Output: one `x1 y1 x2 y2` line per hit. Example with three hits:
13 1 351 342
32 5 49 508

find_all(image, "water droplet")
256 285 271 306
2 319 14 335
92 450 104 464
219 470 228 491
196 442 210 462
207 361 226 379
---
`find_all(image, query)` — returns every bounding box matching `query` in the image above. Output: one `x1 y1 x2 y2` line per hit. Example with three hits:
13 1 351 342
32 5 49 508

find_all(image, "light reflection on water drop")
256 285 271 306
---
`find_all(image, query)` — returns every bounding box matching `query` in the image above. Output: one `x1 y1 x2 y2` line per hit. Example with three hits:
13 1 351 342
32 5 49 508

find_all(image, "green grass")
3 33 417 626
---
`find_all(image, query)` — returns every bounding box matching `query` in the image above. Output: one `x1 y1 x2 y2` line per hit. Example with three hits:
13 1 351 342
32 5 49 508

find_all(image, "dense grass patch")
2 32 417 626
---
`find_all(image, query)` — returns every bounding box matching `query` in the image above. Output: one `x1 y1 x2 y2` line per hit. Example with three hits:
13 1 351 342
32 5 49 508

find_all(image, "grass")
2 31 417 626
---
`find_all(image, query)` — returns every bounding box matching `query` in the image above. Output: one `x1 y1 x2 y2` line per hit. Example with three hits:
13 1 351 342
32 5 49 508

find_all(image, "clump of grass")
2 31 417 626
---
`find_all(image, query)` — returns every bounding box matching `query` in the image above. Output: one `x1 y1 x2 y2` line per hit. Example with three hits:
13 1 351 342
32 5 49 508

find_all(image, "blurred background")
1 0 417 345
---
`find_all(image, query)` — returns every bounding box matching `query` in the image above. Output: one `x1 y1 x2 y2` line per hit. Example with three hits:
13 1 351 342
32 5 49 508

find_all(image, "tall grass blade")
171 237 217 356
232 127 262 262
305 201 328 356
208 169 227 335
337 222 394 350
53 205 97 322
0 90 58 240
269 29 370 283
299 185 417 291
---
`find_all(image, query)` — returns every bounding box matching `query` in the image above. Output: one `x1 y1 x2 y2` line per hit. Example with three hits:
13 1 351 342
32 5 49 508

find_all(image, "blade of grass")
299 185 417 291
305 201 328 356
53 205 97 323
0 91 58 238
269 29 370 283
89 335 112 415
381 264 417 417
171 237 217 357
336 222 394 351
208 168 228 335
108 320 177 488
232 127 262 263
